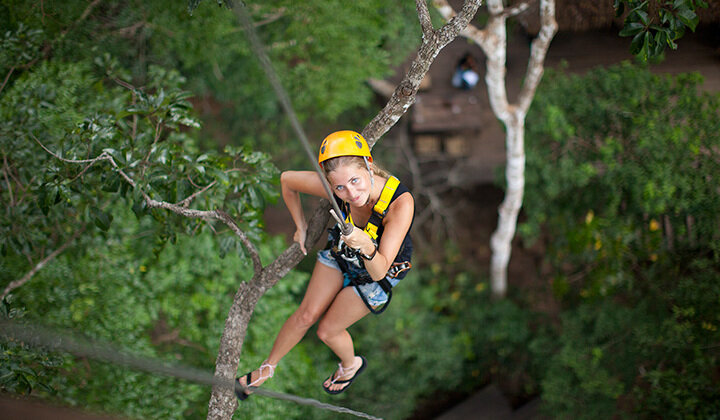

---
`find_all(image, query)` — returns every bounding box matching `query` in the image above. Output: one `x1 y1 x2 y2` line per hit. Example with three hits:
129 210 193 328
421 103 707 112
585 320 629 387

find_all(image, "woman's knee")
316 319 341 343
292 306 322 329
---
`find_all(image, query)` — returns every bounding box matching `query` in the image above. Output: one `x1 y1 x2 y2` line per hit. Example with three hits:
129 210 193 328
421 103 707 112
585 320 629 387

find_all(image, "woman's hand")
341 226 374 256
294 227 308 255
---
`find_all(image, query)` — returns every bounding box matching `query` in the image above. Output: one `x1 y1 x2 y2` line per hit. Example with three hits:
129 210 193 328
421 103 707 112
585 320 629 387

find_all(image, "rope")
232 0 349 233
0 320 383 420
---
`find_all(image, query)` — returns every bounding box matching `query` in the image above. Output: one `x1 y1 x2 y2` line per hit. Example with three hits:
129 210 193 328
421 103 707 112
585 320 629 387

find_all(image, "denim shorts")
317 249 401 307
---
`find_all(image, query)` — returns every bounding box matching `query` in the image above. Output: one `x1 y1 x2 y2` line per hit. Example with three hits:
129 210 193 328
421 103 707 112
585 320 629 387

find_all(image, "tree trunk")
205 2 483 417
490 114 524 297
434 0 556 297
207 205 329 420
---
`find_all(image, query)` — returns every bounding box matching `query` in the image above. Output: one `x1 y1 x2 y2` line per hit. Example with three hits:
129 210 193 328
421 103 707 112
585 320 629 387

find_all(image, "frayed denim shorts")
317 249 401 307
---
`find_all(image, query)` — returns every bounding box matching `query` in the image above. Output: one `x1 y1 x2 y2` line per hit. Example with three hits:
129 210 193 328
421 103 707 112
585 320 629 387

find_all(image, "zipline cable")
233 1 352 235
0 320 383 420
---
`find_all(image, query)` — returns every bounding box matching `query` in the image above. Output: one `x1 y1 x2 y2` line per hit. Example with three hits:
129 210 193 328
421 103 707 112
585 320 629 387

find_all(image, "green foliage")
0 300 63 395
1 53 279 281
0 23 44 73
524 63 720 299
2 0 420 179
0 1 426 417
614 0 709 62
524 64 720 418
3 201 312 418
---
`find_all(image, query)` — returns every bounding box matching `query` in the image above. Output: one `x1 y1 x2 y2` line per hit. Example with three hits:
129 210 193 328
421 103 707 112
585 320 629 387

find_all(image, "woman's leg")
239 261 343 389
317 287 371 392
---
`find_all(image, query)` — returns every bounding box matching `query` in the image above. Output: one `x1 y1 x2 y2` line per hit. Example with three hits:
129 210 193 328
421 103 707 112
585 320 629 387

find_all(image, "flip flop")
322 355 367 395
235 362 276 401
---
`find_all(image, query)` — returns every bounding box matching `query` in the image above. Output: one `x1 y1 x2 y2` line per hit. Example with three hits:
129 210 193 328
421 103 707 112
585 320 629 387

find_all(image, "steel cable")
0 320 383 420
232 1 353 234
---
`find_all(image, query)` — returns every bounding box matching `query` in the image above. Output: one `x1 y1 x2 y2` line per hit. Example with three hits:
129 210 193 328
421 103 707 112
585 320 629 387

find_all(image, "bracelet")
361 244 378 261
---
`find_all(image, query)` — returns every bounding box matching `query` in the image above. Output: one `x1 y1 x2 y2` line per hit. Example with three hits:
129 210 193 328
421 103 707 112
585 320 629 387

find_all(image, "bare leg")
238 261 342 390
317 287 371 392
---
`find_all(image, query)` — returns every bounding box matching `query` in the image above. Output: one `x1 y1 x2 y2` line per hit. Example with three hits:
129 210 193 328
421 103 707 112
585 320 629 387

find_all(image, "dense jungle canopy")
1 1 719 419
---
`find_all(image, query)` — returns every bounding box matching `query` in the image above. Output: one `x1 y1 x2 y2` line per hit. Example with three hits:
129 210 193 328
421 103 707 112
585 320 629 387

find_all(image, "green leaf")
132 198 147 219
614 0 625 17
247 185 264 209
630 31 646 55
619 22 645 37
675 7 699 31
90 206 113 231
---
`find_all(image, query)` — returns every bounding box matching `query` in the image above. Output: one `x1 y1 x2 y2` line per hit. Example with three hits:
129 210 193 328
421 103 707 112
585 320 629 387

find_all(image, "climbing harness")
328 176 412 315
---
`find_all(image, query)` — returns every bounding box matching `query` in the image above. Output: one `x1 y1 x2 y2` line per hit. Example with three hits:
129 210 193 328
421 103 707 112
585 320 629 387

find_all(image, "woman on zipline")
236 130 414 397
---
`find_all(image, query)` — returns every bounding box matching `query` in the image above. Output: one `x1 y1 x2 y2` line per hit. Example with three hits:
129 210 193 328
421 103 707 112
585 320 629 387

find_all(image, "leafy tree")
614 0 709 62
523 64 720 418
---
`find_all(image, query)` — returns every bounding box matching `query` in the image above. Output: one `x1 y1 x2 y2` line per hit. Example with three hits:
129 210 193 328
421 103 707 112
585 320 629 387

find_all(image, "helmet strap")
364 157 374 187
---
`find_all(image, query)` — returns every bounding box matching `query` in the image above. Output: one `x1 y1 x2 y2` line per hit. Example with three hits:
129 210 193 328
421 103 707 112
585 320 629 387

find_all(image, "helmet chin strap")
364 157 374 187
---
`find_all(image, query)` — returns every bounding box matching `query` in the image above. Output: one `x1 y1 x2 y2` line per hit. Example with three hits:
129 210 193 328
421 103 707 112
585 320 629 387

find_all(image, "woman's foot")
322 355 366 394
235 361 276 400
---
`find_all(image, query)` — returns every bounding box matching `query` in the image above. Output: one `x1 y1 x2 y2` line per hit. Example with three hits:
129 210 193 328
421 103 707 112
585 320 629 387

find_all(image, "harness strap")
332 176 408 315
342 176 400 241
348 261 411 315
365 176 400 240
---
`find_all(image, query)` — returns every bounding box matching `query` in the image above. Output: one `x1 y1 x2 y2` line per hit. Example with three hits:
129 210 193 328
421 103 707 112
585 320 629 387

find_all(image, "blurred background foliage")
1 0 719 419
522 63 720 418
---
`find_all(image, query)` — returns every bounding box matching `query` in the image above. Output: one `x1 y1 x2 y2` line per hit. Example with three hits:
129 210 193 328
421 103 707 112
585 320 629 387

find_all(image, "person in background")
452 52 480 90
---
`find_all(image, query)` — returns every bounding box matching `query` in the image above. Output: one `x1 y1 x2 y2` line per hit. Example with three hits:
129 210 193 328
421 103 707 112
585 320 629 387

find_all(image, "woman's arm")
343 192 414 280
280 171 329 254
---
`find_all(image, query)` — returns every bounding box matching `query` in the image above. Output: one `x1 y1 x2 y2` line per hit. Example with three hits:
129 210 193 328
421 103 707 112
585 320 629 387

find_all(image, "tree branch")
362 0 483 146
0 66 15 96
503 1 532 18
2 227 85 301
176 179 217 207
35 136 264 274
517 0 557 113
254 7 286 27
61 0 102 37
416 0 435 37
433 0 489 50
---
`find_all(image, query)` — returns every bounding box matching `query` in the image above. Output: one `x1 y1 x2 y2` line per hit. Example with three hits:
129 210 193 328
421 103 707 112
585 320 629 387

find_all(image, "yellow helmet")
318 130 372 166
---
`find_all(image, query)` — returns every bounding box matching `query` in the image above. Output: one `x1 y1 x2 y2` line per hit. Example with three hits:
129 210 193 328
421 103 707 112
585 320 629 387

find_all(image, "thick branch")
2 227 85 301
362 0 482 146
433 0 489 50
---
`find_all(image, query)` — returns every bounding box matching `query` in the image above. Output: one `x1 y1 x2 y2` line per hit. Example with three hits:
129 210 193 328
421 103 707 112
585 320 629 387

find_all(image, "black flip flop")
322 355 367 395
235 374 252 400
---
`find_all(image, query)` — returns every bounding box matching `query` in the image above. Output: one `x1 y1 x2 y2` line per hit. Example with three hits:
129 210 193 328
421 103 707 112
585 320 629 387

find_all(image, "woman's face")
327 163 371 206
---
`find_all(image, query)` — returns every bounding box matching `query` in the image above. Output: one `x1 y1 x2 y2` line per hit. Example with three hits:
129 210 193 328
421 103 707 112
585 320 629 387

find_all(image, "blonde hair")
322 156 390 179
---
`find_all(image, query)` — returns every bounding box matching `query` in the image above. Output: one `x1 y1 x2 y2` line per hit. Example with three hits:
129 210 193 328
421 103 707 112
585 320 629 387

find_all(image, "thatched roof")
517 0 720 33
